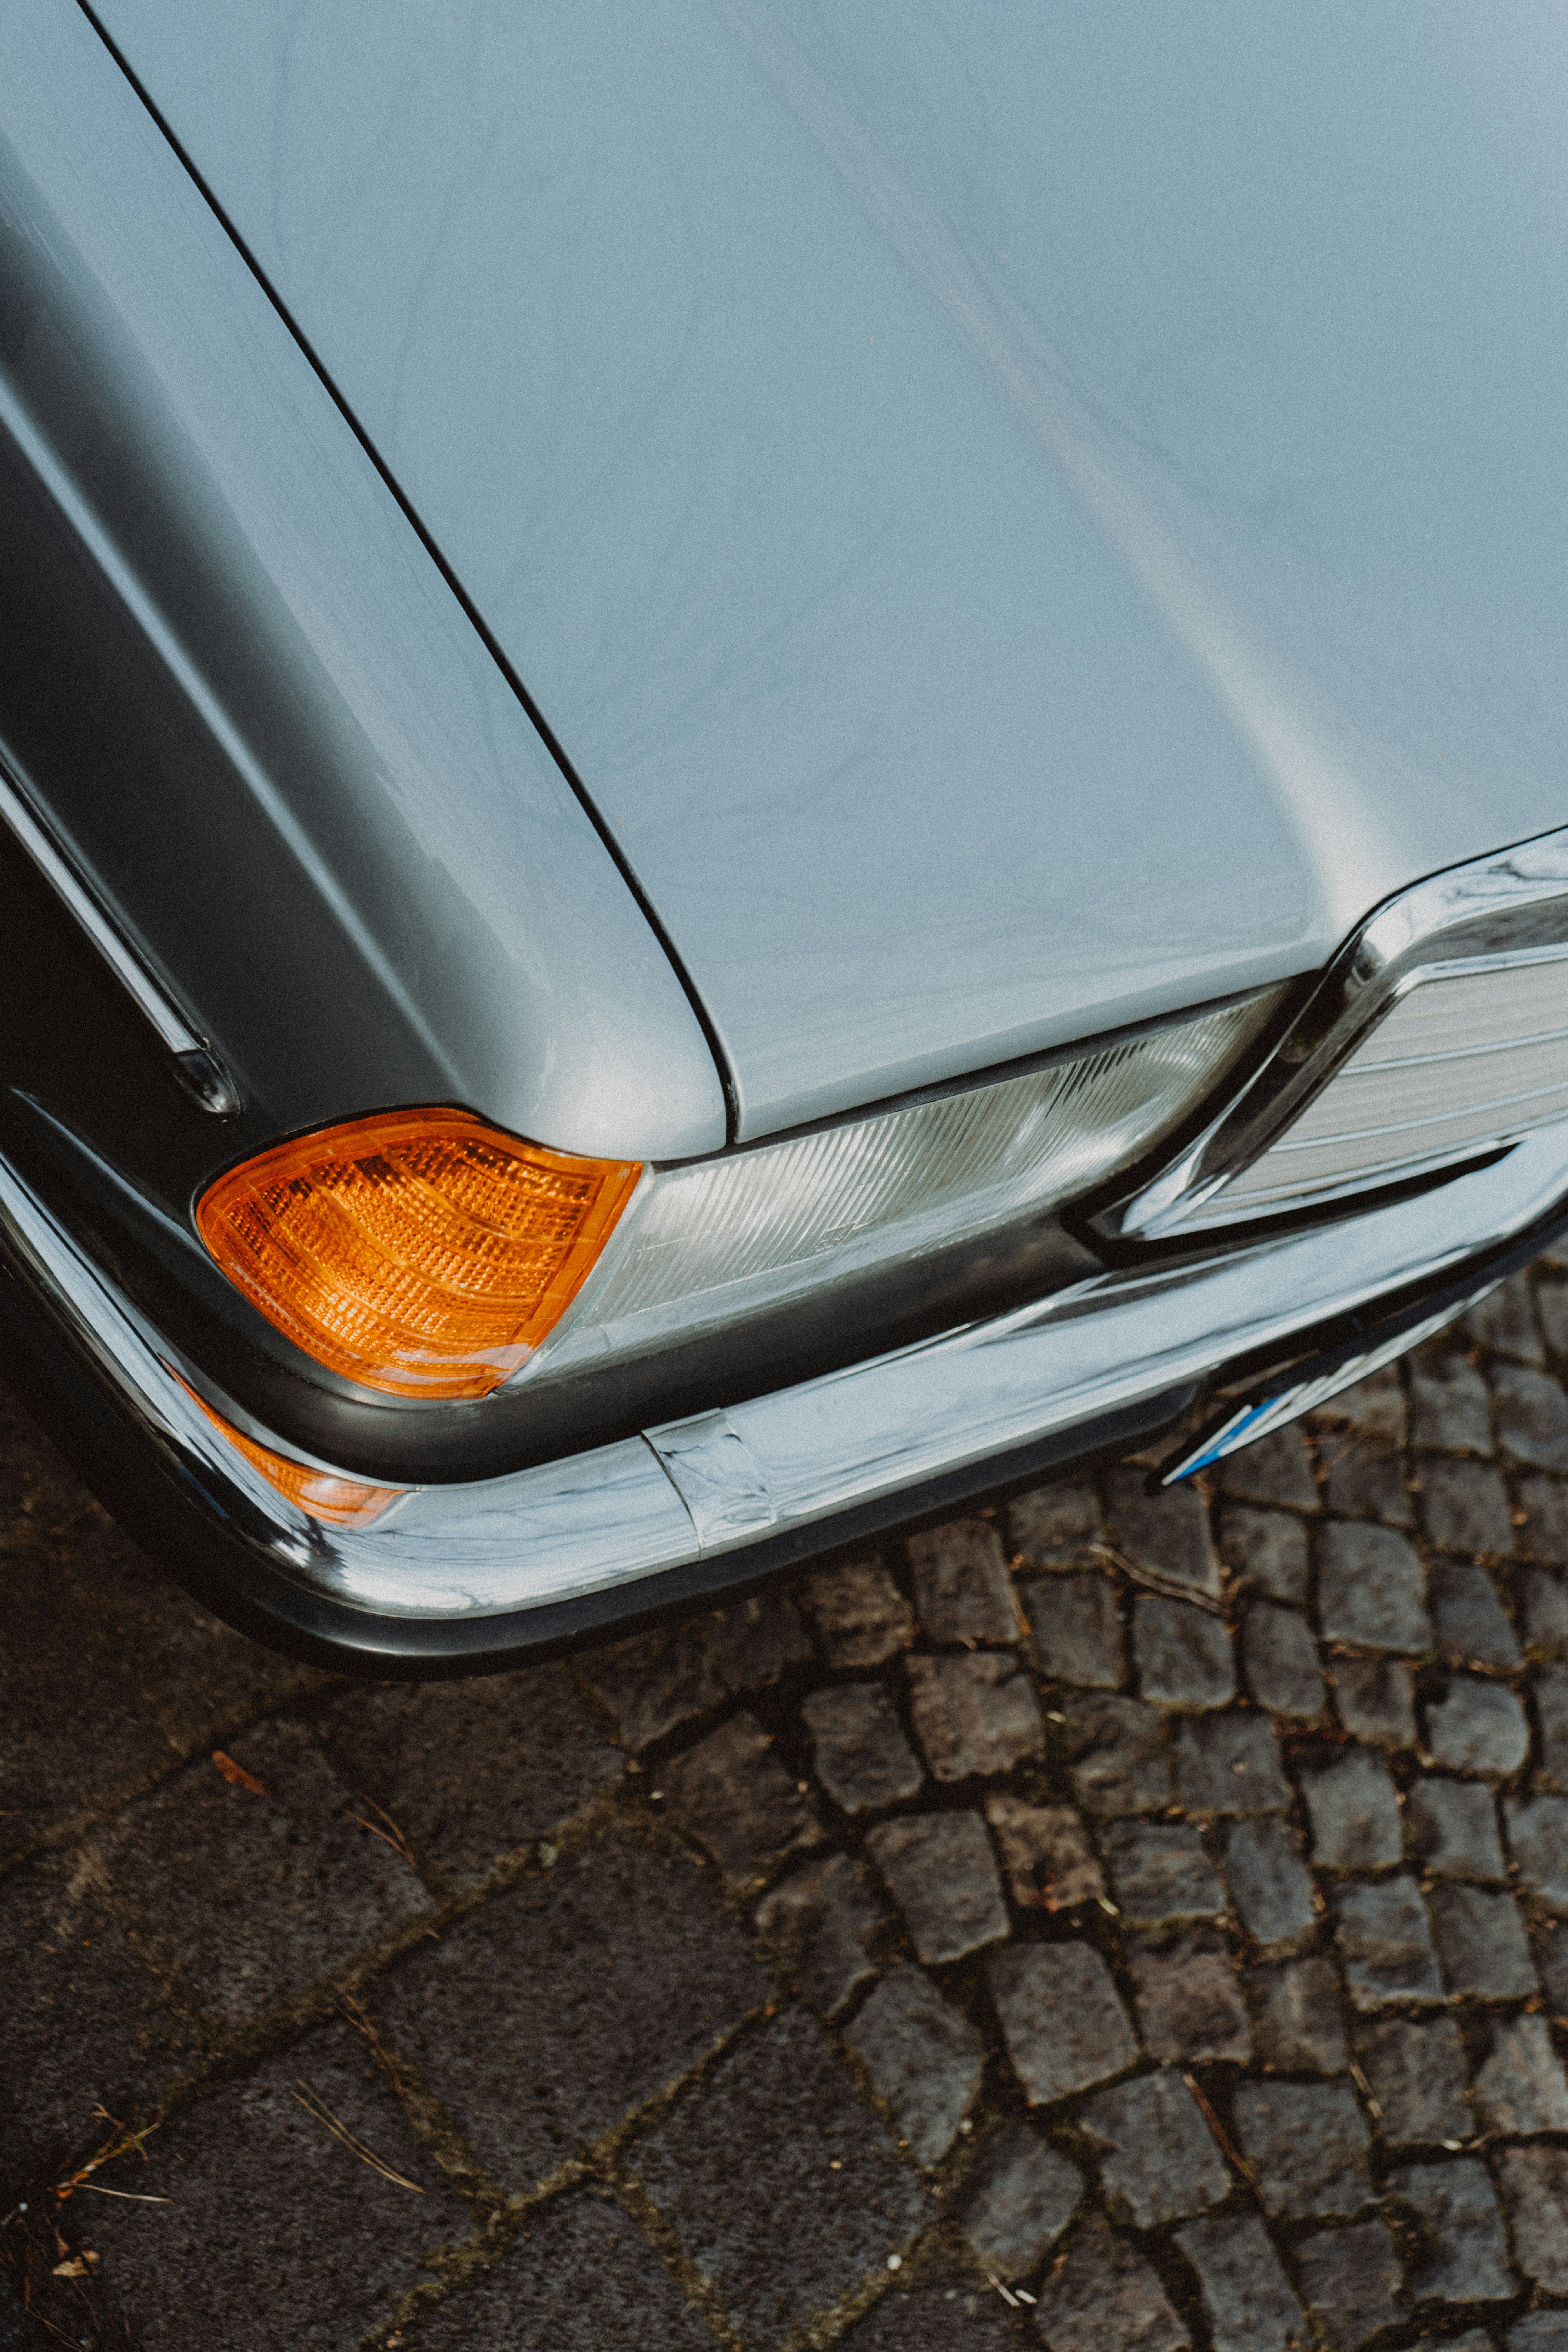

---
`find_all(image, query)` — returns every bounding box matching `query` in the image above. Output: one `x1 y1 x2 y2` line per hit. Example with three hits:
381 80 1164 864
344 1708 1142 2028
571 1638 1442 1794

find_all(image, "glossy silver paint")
1103 825 1568 1241
4 1114 1565 1633
94 0 1568 1137
0 4 726 1162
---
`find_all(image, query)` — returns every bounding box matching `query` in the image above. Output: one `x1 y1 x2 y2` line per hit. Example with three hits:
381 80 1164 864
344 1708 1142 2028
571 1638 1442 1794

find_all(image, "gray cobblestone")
1521 1484 1568 1592
1537 1663 1568 1792
1100 1820 1224 1925
1324 1441 1412 1526
1333 1655 1417 1748
845 1962 985 2167
1080 2069 1230 2228
1430 1882 1537 1999
1317 1522 1432 1653
1543 1918 1568 2013
906 1652 1043 1780
1511 2316 1568 2352
1134 1595 1236 1710
1318 1365 1408 1445
1426 1678 1532 1777
1524 1562 1568 1654
906 1519 1019 1644
1220 1504 1309 1604
984 1791 1105 1911
1176 2213 1304 2352
840 2262 1024 2348
1495 2142 1568 2292
1058 1691 1170 1816
1030 2212 1187 2352
1506 1792 1568 1909
866 1810 1009 1964
1518 1477 1568 1566
986 1941 1138 2104
1125 1925 1252 2063
1430 1560 1521 1665
1221 1815 1317 1945
30 1267 1568 2337
1542 1929 1568 2023
661 1711 820 1887
324 1666 623 1891
1355 2013 1472 2143
1007 1477 1100 1566
403 2192 714 2352
1423 1462 1516 1558
802 1559 914 1666
1246 1956 1348 2074
1232 2078 1372 2219
0 2269 39 2347
1102 1469 1221 1596
74 2019 466 2351
1299 1745 1402 1870
802 1684 924 1814
951 2121 1082 2280
1172 1709 1290 1814
1540 1279 1568 1354
1023 1572 1124 1690
1417 2321 1498 2352
1463 1274 1544 1362
1404 1776 1506 1880
1218 1427 1318 1511
1241 1602 1325 1718
106 1719 429 2024
374 1830 770 2189
1409 1353 1494 1454
755 1852 886 2015
1387 2157 1517 2302
1475 2013 1568 2134
0 1505 304 1869
1293 2221 1405 2350
0 1857 193 2203
1332 1875 1446 2007
577 1592 812 1749
1496 1364 1568 1472
631 2007 926 2343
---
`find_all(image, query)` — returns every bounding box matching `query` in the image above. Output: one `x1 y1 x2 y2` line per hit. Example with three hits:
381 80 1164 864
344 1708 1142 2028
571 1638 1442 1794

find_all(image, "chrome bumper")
3 1131 1567 1663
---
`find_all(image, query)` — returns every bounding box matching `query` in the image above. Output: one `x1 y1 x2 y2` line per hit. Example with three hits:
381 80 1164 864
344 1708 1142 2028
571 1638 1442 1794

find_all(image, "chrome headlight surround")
1094 826 1568 1247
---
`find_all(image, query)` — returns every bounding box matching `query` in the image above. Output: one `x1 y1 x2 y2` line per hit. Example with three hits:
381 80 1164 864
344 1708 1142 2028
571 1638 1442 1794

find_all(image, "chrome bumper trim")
4 1129 1568 1628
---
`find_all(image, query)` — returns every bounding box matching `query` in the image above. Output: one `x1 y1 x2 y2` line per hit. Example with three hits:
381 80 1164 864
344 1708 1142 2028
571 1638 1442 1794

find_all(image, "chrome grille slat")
1203 953 1568 1218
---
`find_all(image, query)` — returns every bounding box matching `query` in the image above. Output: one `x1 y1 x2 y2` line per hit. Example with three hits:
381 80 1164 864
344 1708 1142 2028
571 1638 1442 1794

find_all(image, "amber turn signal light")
178 1379 398 1528
196 1109 642 1399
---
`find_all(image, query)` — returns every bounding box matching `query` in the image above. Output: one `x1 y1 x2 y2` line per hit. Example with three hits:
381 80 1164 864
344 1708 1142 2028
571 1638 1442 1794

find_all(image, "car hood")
96 0 1568 1139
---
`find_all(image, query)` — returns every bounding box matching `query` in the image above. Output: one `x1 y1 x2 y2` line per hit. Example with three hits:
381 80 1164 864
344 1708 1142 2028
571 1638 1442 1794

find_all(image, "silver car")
2 2 1566 1671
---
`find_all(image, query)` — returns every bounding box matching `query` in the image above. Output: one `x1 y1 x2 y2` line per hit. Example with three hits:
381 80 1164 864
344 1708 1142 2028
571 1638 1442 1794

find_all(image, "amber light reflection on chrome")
176 1377 399 1528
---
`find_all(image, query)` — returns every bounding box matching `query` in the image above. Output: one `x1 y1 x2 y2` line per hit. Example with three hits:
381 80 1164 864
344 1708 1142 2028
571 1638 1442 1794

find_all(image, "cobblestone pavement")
12 1262 1568 2347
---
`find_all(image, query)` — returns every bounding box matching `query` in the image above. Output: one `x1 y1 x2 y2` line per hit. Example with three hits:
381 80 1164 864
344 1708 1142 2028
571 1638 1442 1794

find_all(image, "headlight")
528 989 1280 1381
1098 828 1568 1244
196 993 1279 1401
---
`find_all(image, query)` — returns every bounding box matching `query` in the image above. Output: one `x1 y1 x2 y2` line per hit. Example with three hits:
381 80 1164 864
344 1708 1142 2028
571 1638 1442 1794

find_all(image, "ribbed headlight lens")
534 990 1282 1378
